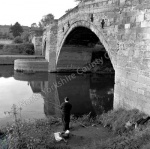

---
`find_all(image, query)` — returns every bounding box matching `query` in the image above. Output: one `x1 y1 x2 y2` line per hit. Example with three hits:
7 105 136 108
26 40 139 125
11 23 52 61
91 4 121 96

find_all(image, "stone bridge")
42 0 150 114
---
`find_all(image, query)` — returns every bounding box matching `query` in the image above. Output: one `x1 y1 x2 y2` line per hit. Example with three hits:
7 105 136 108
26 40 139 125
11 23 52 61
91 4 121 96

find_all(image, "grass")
1 108 150 149
4 118 70 149
93 108 150 149
0 43 34 55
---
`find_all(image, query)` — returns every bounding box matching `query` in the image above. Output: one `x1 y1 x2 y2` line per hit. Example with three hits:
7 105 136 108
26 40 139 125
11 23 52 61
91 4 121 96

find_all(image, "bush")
23 43 34 55
6 118 70 149
21 31 30 43
93 109 150 149
0 44 4 50
13 36 23 44
2 43 35 55
97 108 146 135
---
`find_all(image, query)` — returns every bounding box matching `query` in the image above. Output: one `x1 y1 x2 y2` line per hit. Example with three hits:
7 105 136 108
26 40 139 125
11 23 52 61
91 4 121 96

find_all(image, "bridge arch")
56 20 116 70
45 0 150 115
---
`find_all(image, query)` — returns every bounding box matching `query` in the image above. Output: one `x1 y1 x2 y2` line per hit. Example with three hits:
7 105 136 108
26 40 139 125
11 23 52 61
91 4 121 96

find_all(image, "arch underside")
56 21 114 73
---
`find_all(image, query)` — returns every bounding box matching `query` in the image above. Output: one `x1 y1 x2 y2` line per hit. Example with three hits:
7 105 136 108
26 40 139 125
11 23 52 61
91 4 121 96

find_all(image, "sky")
0 0 77 27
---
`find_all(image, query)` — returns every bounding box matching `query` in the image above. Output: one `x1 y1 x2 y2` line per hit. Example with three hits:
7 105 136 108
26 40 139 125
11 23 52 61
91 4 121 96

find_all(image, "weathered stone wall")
57 46 92 71
32 36 42 55
44 0 150 114
42 29 48 59
47 20 58 72
14 59 48 72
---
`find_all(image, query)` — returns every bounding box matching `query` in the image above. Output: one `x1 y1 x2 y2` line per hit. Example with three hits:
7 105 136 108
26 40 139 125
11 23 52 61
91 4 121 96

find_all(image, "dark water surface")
0 65 114 126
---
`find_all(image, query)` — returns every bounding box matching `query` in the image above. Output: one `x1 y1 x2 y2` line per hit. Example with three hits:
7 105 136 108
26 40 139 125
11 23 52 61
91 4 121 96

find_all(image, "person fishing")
60 97 72 131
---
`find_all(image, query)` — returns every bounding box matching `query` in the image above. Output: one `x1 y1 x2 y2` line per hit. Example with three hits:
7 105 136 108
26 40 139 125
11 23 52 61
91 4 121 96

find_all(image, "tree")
75 0 90 3
9 22 23 37
38 22 43 28
13 36 23 43
65 8 73 13
31 23 38 28
75 0 83 2
21 31 30 43
39 13 54 28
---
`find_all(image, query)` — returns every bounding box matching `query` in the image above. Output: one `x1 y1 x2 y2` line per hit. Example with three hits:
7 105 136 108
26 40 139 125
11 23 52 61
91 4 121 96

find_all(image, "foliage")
94 127 150 149
3 108 150 149
1 43 34 55
97 108 146 135
71 112 94 127
31 23 38 28
21 31 30 43
75 0 83 2
39 13 54 28
6 118 70 149
0 44 4 50
93 108 150 149
13 36 23 43
75 0 92 3
38 22 43 29
23 43 34 55
65 9 73 14
9 22 23 37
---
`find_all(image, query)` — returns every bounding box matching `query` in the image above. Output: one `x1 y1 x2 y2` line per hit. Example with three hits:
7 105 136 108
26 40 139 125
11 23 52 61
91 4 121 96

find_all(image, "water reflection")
0 66 114 126
0 65 14 78
41 73 114 117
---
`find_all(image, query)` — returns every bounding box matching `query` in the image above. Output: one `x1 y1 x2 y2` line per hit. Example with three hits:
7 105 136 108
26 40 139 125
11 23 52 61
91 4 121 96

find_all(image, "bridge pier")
45 20 58 72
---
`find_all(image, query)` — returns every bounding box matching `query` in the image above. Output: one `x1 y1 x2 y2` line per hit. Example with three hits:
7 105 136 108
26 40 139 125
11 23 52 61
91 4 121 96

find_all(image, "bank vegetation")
1 108 150 149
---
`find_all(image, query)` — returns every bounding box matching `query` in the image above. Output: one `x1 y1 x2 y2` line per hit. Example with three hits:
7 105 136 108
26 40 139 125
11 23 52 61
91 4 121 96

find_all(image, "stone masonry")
43 0 150 114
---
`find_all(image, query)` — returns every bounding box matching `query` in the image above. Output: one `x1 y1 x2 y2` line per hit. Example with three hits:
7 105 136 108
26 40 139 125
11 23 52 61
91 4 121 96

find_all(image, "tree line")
4 0 89 42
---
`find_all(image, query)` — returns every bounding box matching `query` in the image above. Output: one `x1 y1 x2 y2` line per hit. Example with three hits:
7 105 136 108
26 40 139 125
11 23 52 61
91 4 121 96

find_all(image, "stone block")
136 14 144 22
141 71 150 77
126 72 138 81
125 24 130 29
126 79 137 92
117 55 129 67
142 59 150 68
138 75 150 86
144 40 150 46
118 24 125 29
117 34 122 40
120 0 125 4
132 0 139 5
146 46 150 51
145 86 150 97
130 16 136 23
138 88 145 95
115 67 127 78
136 22 141 27
139 63 148 70
133 50 140 58
141 21 147 27
137 33 150 40
143 51 150 58
145 13 150 20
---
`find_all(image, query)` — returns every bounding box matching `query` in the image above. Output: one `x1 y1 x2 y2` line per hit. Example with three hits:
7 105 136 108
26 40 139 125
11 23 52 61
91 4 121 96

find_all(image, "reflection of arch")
56 20 115 68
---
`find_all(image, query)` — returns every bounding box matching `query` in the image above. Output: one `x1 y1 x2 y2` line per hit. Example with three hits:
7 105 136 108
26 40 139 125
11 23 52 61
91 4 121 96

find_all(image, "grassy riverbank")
2 109 150 149
0 43 34 55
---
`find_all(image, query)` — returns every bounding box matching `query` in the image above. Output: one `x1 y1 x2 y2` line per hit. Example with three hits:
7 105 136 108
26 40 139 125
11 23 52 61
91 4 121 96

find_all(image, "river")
0 65 114 126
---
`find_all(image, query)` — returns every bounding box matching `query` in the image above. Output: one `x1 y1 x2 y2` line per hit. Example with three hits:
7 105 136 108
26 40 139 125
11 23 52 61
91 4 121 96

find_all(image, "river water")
0 65 114 126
